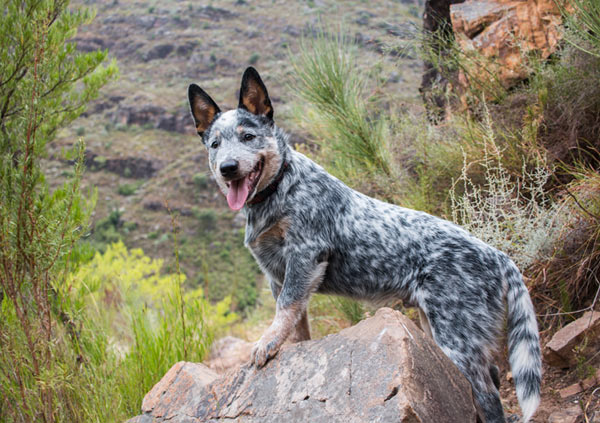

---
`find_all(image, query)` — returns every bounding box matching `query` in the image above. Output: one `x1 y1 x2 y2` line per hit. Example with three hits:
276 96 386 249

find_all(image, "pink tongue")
227 177 250 210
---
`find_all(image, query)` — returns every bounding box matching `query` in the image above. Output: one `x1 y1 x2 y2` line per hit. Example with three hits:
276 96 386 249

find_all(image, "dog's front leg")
251 300 306 367
251 254 327 367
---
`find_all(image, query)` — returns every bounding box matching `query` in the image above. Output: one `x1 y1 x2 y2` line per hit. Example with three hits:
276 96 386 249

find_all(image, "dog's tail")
502 255 541 423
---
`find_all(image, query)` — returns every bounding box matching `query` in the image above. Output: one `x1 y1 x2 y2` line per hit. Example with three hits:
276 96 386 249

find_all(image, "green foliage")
0 0 118 421
249 52 260 65
118 181 142 196
290 29 395 183
526 44 600 167
563 0 600 57
63 242 235 417
180 227 261 314
192 172 209 189
93 155 107 168
450 106 560 269
330 297 366 325
87 209 124 251
193 207 218 232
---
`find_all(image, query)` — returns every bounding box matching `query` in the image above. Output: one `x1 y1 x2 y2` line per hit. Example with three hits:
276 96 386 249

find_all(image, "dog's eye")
210 140 219 149
243 133 256 142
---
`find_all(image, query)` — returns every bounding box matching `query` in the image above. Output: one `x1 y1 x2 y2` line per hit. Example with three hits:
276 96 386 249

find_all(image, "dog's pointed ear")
188 84 221 136
238 67 273 120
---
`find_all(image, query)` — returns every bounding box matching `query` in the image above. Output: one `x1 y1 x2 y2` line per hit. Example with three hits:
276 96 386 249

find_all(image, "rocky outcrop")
84 151 164 179
558 368 600 398
421 0 566 120
544 310 600 367
109 104 193 134
127 308 482 423
451 0 564 88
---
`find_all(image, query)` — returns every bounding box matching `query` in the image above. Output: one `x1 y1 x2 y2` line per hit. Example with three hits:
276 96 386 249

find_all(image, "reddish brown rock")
128 308 482 423
450 0 565 95
547 405 583 423
559 368 600 398
544 311 600 368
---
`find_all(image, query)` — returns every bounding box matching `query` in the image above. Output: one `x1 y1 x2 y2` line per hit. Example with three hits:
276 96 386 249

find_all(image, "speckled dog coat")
188 67 541 423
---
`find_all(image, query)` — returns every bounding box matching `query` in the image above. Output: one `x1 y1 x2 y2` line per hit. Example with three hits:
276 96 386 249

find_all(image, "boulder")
559 368 600 398
128 308 482 423
544 310 600 368
420 0 566 120
451 0 564 89
143 44 175 62
547 405 583 423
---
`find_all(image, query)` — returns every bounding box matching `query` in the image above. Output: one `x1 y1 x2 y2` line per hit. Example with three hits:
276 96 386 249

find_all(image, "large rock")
420 0 565 120
128 308 481 423
451 0 564 89
544 310 600 368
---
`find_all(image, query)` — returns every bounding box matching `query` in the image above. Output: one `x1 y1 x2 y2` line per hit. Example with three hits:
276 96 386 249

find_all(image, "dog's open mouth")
225 158 263 211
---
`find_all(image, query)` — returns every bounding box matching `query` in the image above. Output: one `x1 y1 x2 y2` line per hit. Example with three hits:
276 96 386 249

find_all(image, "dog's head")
188 67 284 211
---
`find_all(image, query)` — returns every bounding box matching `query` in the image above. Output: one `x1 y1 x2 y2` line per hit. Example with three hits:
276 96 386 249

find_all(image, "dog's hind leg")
289 307 311 343
489 364 501 390
463 361 506 423
427 317 507 423
418 307 433 338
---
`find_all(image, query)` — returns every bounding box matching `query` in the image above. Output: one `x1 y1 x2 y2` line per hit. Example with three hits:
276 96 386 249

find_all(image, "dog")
187 67 541 423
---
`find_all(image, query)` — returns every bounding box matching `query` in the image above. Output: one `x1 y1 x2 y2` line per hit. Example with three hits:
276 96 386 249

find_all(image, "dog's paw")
251 337 280 367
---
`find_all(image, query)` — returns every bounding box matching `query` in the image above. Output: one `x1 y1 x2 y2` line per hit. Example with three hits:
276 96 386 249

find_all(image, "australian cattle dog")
187 67 541 423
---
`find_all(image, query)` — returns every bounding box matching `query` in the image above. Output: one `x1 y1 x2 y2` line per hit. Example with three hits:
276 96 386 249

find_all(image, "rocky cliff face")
451 0 564 88
421 0 565 119
128 308 482 423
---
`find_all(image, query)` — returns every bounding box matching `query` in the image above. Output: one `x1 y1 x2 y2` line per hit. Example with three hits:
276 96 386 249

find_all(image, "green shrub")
118 182 139 196
63 242 235 418
193 207 218 231
563 0 600 57
249 52 260 64
331 297 366 325
0 0 117 420
193 172 209 189
93 155 107 168
290 29 395 183
450 105 560 269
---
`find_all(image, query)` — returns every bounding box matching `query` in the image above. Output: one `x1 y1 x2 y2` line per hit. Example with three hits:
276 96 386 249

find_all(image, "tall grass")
563 0 600 57
289 30 395 181
59 241 230 420
529 165 600 329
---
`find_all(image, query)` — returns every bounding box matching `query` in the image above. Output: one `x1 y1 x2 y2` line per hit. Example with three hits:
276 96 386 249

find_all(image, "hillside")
45 0 422 310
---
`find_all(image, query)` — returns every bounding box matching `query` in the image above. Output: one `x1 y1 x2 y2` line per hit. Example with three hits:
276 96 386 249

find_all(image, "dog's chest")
248 218 289 282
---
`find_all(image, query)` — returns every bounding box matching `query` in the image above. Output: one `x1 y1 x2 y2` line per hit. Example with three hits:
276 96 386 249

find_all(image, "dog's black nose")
220 160 239 178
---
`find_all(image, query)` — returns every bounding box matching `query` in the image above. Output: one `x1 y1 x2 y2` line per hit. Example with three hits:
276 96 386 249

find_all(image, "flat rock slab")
128 308 480 423
544 310 600 368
